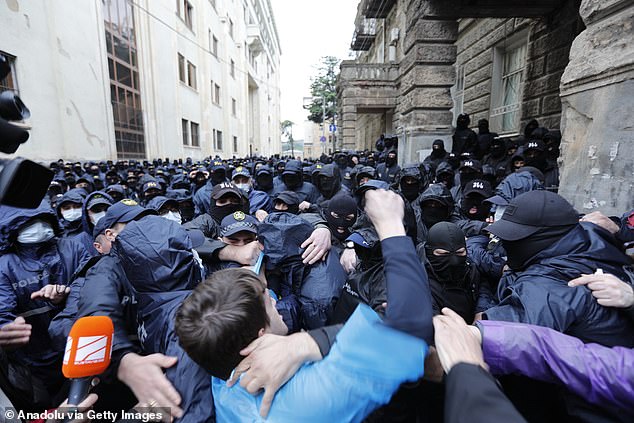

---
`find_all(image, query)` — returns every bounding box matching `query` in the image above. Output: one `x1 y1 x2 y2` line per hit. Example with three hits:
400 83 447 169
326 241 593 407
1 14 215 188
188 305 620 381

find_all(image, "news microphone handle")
67 376 92 406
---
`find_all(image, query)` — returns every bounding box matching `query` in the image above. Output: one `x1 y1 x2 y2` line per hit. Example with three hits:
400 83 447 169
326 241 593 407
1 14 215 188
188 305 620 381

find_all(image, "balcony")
363 0 397 18
350 17 377 51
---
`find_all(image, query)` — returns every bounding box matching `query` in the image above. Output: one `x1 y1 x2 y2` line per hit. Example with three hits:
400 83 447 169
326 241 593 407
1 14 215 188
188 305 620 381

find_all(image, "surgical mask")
90 211 106 225
163 211 182 225
17 220 55 244
61 208 82 222
236 183 251 194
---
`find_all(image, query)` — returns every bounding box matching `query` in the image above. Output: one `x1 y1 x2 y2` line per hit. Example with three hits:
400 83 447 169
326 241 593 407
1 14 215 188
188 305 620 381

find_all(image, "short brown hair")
175 268 270 380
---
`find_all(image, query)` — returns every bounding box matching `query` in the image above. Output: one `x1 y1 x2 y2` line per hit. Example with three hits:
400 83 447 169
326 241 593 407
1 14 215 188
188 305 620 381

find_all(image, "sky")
269 0 358 136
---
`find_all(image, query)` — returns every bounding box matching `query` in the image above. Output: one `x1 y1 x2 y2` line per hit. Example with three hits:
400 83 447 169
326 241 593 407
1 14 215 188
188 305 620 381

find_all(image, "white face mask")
493 205 507 223
61 208 82 222
17 220 55 244
235 183 251 194
162 211 182 225
90 211 107 225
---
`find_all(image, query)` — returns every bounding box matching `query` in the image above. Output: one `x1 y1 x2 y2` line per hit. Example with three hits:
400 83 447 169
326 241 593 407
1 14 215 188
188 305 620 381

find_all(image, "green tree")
304 56 339 124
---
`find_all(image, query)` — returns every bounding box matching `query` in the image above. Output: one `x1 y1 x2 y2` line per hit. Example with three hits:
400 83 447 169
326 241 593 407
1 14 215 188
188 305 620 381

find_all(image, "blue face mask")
17 220 55 244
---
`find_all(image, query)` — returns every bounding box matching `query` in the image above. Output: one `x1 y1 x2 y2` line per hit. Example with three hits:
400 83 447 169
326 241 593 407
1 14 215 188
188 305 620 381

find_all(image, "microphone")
62 316 114 406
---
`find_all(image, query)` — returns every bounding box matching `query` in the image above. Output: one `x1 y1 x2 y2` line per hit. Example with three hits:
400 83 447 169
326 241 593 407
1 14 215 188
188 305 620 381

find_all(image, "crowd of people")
0 114 632 422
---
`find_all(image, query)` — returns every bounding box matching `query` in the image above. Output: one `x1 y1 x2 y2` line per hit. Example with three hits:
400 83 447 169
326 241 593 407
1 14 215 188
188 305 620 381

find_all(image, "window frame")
187 60 197 89
178 53 186 83
191 121 200 147
182 119 190 145
0 52 18 94
233 135 238 153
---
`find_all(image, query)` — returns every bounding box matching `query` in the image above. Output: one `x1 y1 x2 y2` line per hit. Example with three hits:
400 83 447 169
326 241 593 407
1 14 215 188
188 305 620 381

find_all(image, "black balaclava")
179 201 195 223
282 173 302 190
318 175 336 198
502 225 575 271
210 195 248 224
325 194 358 241
461 195 491 222
256 172 273 192
400 177 421 202
431 140 446 158
489 139 506 158
385 152 397 167
421 200 450 229
544 130 562 160
436 171 454 189
425 222 468 285
456 114 470 130
477 119 490 134
524 149 548 172
211 168 226 185
273 200 299 215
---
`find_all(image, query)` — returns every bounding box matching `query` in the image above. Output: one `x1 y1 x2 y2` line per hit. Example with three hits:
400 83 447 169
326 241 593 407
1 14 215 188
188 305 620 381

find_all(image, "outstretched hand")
569 272 634 308
433 308 485 373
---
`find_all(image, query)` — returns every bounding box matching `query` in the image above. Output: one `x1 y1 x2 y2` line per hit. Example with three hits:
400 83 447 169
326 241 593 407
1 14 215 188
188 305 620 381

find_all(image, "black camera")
0 53 53 208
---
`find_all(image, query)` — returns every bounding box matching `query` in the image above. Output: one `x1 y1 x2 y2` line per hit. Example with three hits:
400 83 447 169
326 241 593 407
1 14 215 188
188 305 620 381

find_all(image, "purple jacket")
477 320 634 414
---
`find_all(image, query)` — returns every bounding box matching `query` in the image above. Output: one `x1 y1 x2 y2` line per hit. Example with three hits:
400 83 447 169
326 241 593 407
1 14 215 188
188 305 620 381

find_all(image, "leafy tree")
280 120 295 156
304 56 339 124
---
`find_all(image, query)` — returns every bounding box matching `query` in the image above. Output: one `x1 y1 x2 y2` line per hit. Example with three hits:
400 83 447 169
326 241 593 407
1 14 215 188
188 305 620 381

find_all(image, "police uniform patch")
233 211 246 221
121 199 138 206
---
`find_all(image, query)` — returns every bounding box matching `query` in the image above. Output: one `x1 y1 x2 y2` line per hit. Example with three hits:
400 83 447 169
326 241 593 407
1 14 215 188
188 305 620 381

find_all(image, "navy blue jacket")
272 161 321 204
484 223 634 347
247 188 272 214
115 216 213 423
0 202 89 385
192 180 213 216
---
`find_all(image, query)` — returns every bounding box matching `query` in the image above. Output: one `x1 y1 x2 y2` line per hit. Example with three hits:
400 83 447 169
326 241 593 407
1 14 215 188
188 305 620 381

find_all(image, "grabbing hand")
340 247 358 273
227 332 322 418
569 272 634 308
255 210 269 222
52 393 98 423
31 284 70 305
301 227 331 265
220 241 264 266
364 190 405 240
118 353 183 420
433 308 485 373
580 211 620 234
0 316 31 348
298 201 311 212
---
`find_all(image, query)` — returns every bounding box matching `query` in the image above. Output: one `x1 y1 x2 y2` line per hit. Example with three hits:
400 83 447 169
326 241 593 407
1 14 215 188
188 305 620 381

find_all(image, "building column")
340 102 357 150
397 8 458 164
558 0 634 214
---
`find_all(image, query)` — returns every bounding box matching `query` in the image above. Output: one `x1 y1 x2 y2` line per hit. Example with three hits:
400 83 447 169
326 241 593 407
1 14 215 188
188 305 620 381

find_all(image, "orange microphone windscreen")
62 316 114 379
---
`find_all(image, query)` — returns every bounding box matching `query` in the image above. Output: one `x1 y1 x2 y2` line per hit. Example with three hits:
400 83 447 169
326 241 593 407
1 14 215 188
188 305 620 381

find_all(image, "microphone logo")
74 335 109 365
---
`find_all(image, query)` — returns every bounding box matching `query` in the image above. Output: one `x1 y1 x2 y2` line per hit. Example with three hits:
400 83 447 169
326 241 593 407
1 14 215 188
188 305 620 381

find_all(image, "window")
213 83 221 105
0 52 18 94
231 98 237 116
229 19 234 39
452 65 465 123
215 130 223 150
182 119 189 145
191 122 200 146
178 0 194 31
212 35 218 57
233 136 238 153
178 54 186 83
187 61 197 89
491 36 528 134
103 0 146 158
230 59 235 78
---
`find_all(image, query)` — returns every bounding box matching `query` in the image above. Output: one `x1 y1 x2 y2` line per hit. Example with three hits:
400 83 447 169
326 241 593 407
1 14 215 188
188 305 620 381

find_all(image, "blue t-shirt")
212 304 428 422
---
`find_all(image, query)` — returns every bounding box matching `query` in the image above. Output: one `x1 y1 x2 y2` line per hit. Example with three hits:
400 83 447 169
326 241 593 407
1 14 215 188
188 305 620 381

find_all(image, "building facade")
0 0 281 162
338 0 633 214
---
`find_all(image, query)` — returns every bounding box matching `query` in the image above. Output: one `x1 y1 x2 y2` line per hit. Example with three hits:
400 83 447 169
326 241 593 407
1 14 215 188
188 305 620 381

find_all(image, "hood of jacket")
114 215 201 294
418 183 454 209
55 188 88 220
316 164 342 198
494 171 543 203
259 212 313 268
0 200 62 253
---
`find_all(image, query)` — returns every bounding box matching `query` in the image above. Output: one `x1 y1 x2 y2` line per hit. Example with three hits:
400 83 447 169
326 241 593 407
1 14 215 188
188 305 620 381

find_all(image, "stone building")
0 0 281 162
338 0 633 214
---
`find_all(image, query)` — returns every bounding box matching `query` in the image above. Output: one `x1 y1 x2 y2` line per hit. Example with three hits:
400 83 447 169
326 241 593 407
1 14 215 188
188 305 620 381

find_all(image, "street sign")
319 136 327 142
329 124 336 132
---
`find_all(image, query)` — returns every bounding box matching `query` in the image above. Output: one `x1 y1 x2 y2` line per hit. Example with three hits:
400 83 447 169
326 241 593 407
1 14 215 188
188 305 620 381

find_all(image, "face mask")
425 222 468 286
211 171 226 185
400 182 420 202
319 178 335 196
17 220 55 245
422 205 449 229
502 225 574 270
386 156 397 167
162 211 182 225
179 204 195 222
460 172 478 189
283 174 301 190
62 208 82 222
235 183 251 194
525 154 547 172
490 145 505 158
256 174 273 191
437 173 454 188
210 203 244 224
461 198 490 221
90 211 106 225
325 196 358 240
